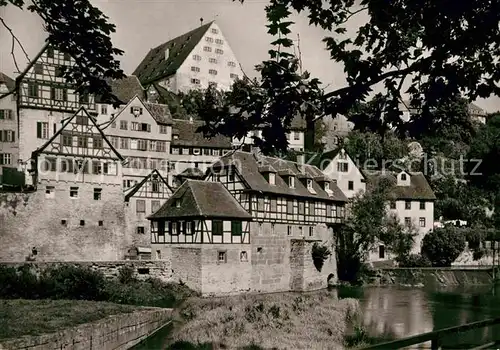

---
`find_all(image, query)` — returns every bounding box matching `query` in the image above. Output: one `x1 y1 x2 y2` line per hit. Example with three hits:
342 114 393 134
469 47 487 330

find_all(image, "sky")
1 0 499 112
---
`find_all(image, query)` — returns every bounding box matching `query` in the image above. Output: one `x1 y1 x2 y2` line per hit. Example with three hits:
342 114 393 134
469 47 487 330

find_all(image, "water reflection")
345 285 500 349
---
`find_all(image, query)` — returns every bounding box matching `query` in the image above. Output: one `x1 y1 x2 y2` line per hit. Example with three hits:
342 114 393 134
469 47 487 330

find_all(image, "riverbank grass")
0 299 138 340
169 290 360 349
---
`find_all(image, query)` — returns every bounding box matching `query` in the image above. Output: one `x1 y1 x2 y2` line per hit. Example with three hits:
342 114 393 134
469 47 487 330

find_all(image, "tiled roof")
124 169 172 202
144 102 173 125
306 148 368 179
149 179 252 220
171 118 232 149
0 72 15 91
211 151 348 202
148 83 188 118
133 22 213 85
365 170 436 201
95 75 145 104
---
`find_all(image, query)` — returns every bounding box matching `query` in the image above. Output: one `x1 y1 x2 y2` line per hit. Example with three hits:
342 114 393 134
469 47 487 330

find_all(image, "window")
101 105 108 115
405 201 411 210
184 221 195 235
420 201 426 210
309 227 314 237
209 58 217 63
211 28 218 34
55 66 65 77
191 78 200 84
137 227 145 234
28 83 38 97
298 226 303 236
218 251 227 263
136 199 146 213
51 87 67 101
159 125 168 134
337 162 348 172
93 188 102 200
404 217 411 227
151 180 160 192
287 226 292 236
213 220 223 235
294 132 300 140
215 39 224 44
93 136 103 149
325 182 330 191
205 36 214 43
80 220 85 226
98 221 103 227
240 251 248 262
230 73 239 79
390 201 396 209
0 109 13 120
271 223 275 235
379 245 385 259
192 54 202 61
130 106 143 115
288 176 295 188
203 46 212 52
401 173 407 181
231 221 242 236
191 66 200 72
209 69 218 75
0 130 15 142
75 114 88 125
61 219 67 226
70 187 78 198
228 61 236 67
156 250 162 260
120 138 129 149
45 186 55 199
120 121 128 130
215 48 224 54
175 199 181 208
348 181 354 191
419 217 426 227
0 153 12 165
77 136 87 148
34 63 43 74
306 179 313 189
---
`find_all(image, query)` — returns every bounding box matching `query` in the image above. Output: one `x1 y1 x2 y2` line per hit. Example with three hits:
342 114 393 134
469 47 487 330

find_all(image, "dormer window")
289 176 295 188
324 182 330 191
401 173 407 181
307 179 313 189
174 199 181 208
269 173 275 185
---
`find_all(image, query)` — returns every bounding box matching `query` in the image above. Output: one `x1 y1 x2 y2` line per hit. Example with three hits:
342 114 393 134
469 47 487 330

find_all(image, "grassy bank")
0 299 138 340
165 290 360 349
0 264 195 308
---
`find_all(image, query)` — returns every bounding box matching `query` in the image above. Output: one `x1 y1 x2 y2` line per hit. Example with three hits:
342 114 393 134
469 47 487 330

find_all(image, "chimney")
200 17 204 26
165 48 170 60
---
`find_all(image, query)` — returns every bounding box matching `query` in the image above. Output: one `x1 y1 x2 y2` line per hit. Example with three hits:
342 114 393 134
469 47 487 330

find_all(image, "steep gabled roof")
211 151 347 202
0 72 15 91
124 169 173 202
171 118 232 148
133 22 213 85
364 170 436 201
32 107 124 161
149 179 251 220
95 75 145 104
177 167 205 179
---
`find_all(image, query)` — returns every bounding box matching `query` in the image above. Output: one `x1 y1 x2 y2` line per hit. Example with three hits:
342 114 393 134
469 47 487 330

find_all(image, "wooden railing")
359 317 500 350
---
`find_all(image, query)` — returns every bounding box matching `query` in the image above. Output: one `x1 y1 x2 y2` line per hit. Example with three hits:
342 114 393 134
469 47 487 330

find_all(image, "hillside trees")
1 0 125 104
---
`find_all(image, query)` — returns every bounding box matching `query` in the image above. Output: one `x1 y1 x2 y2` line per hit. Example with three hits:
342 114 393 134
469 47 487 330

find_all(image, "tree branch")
0 15 31 73
342 7 368 25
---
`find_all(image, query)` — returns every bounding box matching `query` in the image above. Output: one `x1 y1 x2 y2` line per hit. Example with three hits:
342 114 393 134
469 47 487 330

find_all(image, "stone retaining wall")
0 308 172 350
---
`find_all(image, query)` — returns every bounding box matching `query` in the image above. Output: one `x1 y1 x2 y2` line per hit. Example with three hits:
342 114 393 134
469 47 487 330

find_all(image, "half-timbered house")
169 118 232 179
0 107 130 262
124 169 173 252
149 150 348 296
98 95 173 188
15 44 97 170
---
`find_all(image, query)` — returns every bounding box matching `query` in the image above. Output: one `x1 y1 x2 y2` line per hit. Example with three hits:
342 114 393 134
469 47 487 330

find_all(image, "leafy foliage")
398 254 432 268
421 226 466 267
221 0 500 153
311 243 331 272
1 0 125 105
337 177 415 282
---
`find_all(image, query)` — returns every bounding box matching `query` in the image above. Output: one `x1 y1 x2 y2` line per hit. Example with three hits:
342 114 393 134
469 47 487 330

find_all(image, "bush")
421 226 466 267
118 266 135 284
0 264 195 308
398 254 432 267
311 243 331 272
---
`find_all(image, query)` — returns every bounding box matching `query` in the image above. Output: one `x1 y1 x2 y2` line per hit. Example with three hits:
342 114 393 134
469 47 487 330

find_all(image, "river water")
135 285 500 349
342 285 500 349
